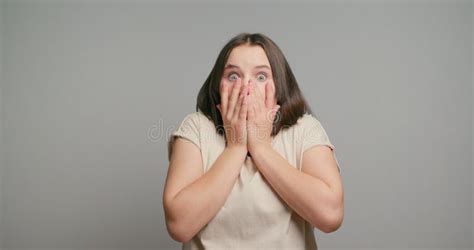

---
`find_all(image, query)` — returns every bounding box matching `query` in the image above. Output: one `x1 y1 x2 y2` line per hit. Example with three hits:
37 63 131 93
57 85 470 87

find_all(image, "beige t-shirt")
169 110 340 250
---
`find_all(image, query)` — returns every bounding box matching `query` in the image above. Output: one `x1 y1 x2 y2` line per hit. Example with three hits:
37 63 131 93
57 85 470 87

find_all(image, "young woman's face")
221 45 275 103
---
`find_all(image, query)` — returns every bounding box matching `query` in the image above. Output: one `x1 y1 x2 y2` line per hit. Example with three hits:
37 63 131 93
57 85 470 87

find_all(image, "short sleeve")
167 112 201 161
301 114 341 173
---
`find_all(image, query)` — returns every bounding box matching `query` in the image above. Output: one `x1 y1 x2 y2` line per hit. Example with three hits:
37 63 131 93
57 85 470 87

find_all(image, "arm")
250 144 344 233
163 137 247 243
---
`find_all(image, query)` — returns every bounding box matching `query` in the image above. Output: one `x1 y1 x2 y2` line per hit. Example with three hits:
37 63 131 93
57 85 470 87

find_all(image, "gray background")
0 0 472 249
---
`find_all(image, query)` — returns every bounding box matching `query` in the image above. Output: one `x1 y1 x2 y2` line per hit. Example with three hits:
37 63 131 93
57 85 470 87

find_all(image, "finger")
252 81 265 111
240 87 249 120
248 81 258 116
233 84 246 121
247 98 255 120
227 78 242 118
220 81 229 115
265 81 275 109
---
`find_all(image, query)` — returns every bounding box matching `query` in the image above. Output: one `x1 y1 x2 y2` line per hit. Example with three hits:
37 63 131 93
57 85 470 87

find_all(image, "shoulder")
275 113 319 136
168 111 205 160
294 113 333 144
177 110 207 127
294 112 322 131
174 110 218 136
182 110 202 121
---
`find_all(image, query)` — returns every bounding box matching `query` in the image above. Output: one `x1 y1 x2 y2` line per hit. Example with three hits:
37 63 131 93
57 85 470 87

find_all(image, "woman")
163 32 344 250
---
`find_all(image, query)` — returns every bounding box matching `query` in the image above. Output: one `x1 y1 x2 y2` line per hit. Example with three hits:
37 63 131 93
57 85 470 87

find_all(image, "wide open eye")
257 72 267 82
228 72 239 81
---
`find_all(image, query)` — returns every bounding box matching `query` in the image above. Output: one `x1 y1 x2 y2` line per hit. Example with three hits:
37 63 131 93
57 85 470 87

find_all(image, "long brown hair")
196 32 313 137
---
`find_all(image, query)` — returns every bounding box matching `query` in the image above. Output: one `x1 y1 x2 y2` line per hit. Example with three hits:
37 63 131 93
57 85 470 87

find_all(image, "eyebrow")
224 64 271 70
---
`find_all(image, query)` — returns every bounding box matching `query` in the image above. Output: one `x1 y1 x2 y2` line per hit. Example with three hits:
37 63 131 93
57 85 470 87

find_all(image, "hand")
246 79 280 154
216 78 249 151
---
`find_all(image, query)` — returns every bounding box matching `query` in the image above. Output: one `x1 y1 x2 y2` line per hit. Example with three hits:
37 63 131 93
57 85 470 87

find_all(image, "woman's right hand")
216 78 249 151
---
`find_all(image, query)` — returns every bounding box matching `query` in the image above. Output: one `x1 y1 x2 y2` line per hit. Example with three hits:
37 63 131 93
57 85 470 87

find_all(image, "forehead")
226 45 270 66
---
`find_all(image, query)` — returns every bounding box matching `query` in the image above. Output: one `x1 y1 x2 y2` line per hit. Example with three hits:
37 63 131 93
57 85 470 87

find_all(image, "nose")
241 78 251 96
243 78 252 86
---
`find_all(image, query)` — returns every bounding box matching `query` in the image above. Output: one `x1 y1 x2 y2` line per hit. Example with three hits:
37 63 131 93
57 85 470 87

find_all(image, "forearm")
168 146 247 241
250 145 340 232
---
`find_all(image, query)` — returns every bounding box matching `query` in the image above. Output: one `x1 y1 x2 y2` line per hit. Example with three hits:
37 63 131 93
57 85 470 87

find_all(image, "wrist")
249 143 272 155
226 144 248 155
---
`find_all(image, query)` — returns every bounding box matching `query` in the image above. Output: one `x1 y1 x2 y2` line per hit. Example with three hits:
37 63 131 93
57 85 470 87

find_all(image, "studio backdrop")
0 0 472 249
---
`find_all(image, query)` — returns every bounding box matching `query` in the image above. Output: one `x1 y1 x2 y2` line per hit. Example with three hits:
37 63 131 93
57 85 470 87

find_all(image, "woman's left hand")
246 80 280 154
